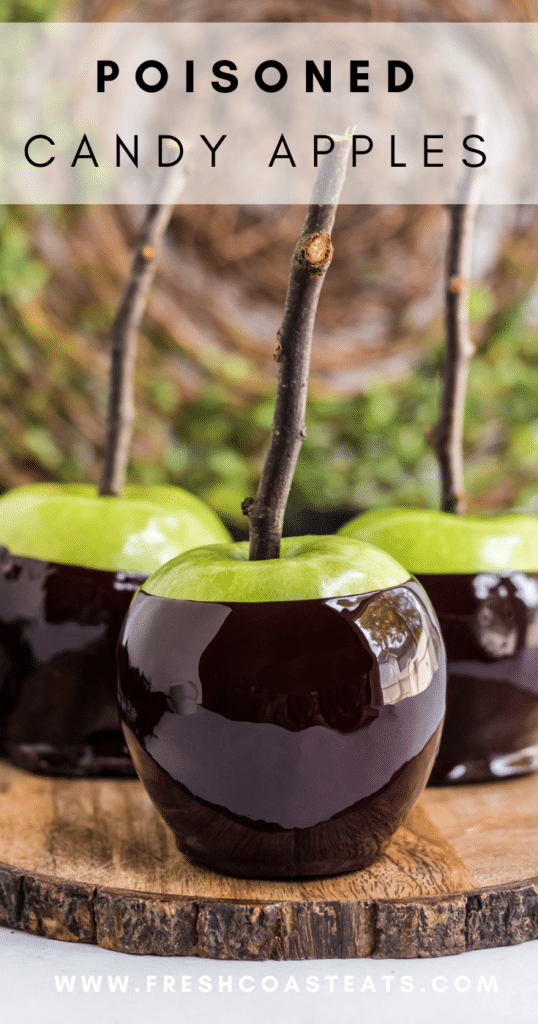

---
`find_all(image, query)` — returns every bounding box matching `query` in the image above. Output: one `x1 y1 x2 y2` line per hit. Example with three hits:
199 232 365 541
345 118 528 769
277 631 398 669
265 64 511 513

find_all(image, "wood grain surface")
0 759 537 959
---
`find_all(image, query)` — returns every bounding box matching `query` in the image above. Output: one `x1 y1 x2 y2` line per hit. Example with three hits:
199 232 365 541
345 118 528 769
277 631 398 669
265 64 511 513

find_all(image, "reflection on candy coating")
0 546 144 776
417 571 538 785
118 580 445 876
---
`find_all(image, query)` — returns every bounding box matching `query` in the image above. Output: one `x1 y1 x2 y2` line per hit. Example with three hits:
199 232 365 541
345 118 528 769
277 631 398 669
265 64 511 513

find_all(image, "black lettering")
353 135 373 165
391 135 406 167
71 134 98 167
269 134 296 167
314 135 334 167
388 60 413 92
255 60 287 93
350 60 369 92
212 61 238 93
116 135 138 167
424 135 443 167
158 136 183 166
135 60 168 93
24 134 54 167
306 60 331 93
186 60 194 93
200 134 226 167
97 60 119 93
463 134 486 167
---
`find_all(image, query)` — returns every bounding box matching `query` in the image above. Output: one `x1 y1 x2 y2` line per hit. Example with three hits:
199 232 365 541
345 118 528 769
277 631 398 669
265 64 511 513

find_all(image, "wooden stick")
431 116 484 515
98 146 189 497
98 202 175 496
242 136 351 560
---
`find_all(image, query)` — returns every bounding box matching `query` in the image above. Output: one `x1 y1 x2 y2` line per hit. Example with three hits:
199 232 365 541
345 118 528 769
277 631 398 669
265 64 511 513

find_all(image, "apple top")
142 534 410 603
340 507 538 573
0 483 231 574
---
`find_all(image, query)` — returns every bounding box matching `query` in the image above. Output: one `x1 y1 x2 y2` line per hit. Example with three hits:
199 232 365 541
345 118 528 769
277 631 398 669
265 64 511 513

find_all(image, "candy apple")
340 508 538 784
0 482 230 776
118 535 446 878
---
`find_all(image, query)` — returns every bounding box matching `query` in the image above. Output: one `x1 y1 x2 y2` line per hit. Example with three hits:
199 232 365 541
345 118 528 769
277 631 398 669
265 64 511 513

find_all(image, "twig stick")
242 136 351 559
431 115 484 515
98 203 175 496
99 149 189 496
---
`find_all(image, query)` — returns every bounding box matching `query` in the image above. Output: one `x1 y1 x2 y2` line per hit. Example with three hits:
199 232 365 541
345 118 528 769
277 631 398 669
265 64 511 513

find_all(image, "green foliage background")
158 293 538 530
1 201 537 534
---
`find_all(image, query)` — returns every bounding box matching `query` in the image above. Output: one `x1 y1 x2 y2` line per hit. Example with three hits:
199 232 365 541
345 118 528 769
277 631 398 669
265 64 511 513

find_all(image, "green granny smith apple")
341 507 538 786
0 482 231 573
143 533 409 602
339 507 538 574
0 481 230 778
118 533 446 877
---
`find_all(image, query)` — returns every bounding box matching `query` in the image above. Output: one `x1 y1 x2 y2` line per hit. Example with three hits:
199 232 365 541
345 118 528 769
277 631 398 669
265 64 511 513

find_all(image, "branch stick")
98 150 189 497
432 115 484 515
98 202 175 496
243 136 351 559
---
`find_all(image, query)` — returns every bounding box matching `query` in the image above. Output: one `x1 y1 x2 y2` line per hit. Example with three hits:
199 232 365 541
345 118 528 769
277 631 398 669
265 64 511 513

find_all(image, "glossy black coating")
416 571 538 785
0 546 145 777
118 580 445 877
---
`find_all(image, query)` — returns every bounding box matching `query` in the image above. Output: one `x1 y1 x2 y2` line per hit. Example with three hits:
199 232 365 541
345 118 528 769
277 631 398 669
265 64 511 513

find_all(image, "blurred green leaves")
0 210 48 302
2 0 60 21
160 281 538 528
1 208 538 535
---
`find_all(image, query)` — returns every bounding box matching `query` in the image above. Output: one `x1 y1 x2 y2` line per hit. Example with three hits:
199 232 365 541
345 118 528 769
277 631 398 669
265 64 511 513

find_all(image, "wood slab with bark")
0 761 537 958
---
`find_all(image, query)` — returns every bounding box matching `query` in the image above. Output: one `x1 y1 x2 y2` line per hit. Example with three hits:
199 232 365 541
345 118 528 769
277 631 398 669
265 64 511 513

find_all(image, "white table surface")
1 927 536 1024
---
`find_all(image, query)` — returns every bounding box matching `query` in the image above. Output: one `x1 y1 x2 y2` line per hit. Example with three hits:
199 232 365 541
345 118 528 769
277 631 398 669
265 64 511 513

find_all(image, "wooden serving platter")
0 758 537 959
